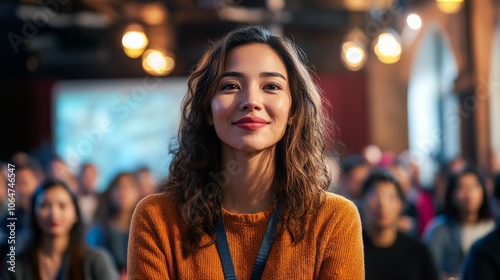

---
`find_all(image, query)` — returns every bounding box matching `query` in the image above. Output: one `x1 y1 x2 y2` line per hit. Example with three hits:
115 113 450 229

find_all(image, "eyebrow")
221 71 287 81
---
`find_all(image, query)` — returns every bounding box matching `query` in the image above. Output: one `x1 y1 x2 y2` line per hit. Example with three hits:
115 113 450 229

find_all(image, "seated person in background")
46 157 79 191
389 161 418 238
338 154 370 208
77 163 100 227
87 172 140 277
390 151 435 238
0 180 117 279
134 166 158 199
462 172 500 280
361 169 437 280
424 166 495 279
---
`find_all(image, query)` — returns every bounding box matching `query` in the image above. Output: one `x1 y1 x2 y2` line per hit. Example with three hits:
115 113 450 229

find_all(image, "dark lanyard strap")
215 202 282 280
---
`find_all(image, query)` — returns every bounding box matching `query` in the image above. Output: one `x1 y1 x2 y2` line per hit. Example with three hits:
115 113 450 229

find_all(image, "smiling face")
35 185 78 237
210 43 292 154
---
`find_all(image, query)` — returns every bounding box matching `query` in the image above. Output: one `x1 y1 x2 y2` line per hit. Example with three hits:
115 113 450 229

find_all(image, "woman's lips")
233 117 268 130
50 222 60 227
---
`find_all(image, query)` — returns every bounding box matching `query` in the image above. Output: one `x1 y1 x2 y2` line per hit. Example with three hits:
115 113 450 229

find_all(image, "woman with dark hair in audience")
87 172 140 278
424 166 495 279
1 179 117 279
462 172 500 280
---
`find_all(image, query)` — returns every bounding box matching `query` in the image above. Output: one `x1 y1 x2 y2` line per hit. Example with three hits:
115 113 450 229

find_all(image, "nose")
239 85 262 111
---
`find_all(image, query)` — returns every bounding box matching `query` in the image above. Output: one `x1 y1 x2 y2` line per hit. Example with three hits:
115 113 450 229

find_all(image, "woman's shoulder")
310 192 360 226
321 192 359 215
135 192 178 214
132 192 184 228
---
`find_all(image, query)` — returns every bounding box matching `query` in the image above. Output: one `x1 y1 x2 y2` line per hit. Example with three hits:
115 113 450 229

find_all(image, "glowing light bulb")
436 0 463 14
142 49 175 76
122 25 148 58
374 32 402 64
406 14 422 30
341 42 366 71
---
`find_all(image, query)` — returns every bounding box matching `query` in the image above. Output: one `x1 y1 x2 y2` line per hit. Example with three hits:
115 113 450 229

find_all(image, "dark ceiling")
0 0 424 80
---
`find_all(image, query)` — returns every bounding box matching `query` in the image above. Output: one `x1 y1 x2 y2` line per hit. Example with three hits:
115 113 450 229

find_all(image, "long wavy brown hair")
164 25 333 256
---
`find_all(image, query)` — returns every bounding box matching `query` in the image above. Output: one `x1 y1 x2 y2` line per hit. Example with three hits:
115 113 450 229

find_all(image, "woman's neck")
220 146 275 214
39 234 69 257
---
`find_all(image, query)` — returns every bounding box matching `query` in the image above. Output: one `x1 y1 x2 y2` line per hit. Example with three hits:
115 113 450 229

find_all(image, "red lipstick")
233 117 268 130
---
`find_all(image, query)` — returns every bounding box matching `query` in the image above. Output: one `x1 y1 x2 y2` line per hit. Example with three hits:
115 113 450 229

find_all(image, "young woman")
128 26 364 279
87 172 140 277
424 166 495 279
1 180 117 280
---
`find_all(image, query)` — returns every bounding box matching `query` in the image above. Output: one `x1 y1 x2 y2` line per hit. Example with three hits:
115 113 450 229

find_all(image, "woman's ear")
287 116 293 125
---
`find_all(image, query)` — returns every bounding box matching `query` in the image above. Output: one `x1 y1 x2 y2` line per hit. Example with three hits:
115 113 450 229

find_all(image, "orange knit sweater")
127 192 364 279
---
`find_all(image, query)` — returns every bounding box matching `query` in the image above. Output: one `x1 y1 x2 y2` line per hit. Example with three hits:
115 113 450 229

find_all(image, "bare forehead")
371 181 398 193
223 43 288 76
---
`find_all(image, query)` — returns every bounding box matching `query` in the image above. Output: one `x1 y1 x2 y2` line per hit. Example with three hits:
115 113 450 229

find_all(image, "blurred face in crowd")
79 164 98 195
112 175 140 212
454 173 484 216
489 150 500 174
17 168 39 210
210 43 292 154
344 165 370 200
35 185 78 237
363 181 403 231
136 169 156 197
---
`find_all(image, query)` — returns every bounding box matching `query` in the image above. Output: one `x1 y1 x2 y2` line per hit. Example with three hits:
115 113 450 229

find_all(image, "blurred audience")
388 162 418 238
378 151 396 168
87 172 140 278
78 163 100 227
423 166 495 279
361 169 437 280
10 152 45 182
134 167 158 199
487 150 500 177
4 146 499 280
462 173 500 280
0 180 117 279
338 154 370 207
391 151 435 238
0 164 40 253
46 157 78 192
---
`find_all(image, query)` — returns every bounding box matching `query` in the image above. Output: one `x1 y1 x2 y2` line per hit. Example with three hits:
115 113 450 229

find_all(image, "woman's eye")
220 83 240 91
264 83 281 90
